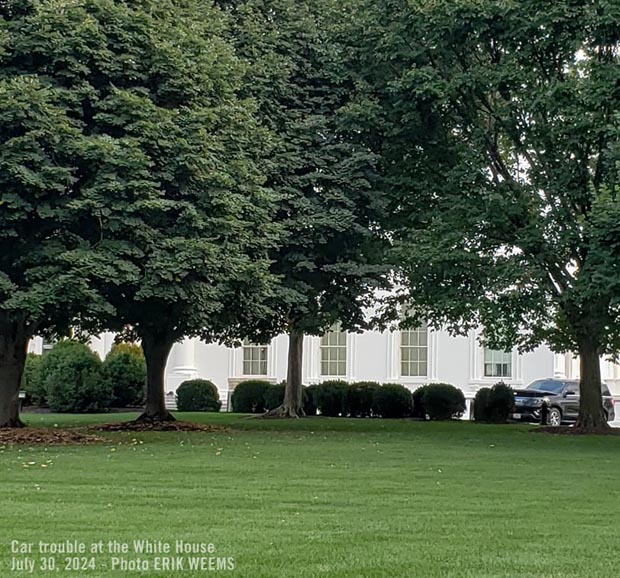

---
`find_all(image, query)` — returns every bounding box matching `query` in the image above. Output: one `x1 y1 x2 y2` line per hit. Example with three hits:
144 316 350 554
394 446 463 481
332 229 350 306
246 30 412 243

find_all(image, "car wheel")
547 407 562 427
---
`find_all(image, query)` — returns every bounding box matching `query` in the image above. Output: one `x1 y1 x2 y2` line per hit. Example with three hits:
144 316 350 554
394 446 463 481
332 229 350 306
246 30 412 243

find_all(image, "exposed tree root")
134 410 177 423
261 404 305 419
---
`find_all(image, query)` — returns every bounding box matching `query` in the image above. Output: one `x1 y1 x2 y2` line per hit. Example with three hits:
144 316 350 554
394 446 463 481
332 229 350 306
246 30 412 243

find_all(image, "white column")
167 338 198 393
553 353 566 378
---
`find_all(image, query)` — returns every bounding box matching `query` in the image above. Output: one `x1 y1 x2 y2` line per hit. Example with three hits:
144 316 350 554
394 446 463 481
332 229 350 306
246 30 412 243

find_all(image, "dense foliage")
412 385 430 420
474 383 515 424
44 341 111 413
176 379 221 412
219 0 389 416
422 384 466 421
21 353 46 406
370 383 412 419
100 344 145 408
354 0 620 430
313 380 349 417
231 380 271 413
345 381 379 418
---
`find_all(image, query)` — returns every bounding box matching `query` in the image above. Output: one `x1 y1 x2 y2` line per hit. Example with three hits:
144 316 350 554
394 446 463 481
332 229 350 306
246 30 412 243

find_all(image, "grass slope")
1 413 619 577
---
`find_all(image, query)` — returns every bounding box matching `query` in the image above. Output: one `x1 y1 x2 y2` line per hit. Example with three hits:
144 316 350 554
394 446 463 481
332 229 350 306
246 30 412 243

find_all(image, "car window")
527 380 564 394
565 381 579 395
601 384 612 396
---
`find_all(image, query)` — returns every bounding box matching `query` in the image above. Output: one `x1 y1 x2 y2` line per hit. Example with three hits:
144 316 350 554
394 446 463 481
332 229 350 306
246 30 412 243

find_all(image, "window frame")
400 323 429 378
483 348 513 379
242 340 269 376
319 326 347 377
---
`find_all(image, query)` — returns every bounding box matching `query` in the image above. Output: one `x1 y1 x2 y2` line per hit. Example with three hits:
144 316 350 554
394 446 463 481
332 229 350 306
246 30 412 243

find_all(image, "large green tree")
1 0 276 423
0 1 111 427
221 0 390 417
356 0 620 430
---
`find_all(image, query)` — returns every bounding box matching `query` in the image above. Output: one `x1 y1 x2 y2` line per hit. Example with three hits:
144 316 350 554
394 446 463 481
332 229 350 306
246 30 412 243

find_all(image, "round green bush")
176 379 221 412
44 341 111 413
21 353 46 406
345 381 379 417
101 343 145 407
473 387 492 422
412 385 430 419
487 382 515 423
231 380 271 413
371 383 413 418
422 383 466 420
314 380 349 417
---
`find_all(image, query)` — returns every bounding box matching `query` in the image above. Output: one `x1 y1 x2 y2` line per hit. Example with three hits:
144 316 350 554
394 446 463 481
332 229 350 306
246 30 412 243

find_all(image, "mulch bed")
94 420 226 433
535 426 620 436
0 428 105 446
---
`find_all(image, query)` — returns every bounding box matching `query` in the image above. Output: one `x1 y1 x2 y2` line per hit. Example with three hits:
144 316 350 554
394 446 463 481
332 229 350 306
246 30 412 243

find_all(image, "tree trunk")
136 333 176 422
575 338 609 432
263 329 305 418
0 321 29 428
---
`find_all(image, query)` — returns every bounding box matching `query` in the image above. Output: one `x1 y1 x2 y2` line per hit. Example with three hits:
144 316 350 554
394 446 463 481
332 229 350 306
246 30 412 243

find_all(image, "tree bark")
136 332 176 422
575 338 609 432
0 321 29 428
263 329 305 418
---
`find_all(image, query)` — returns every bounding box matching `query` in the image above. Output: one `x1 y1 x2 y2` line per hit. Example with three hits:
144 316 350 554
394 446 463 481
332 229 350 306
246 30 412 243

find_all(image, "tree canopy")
0 0 277 423
354 0 620 429
221 0 390 416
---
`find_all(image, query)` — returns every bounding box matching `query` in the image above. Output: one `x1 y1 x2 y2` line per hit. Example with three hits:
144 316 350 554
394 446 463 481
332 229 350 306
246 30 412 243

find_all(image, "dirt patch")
535 426 620 436
94 420 226 433
0 428 105 446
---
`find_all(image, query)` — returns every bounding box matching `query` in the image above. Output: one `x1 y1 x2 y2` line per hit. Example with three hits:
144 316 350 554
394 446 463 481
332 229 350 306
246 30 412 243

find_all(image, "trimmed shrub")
422 383 466 420
487 382 515 423
264 383 286 411
412 385 430 419
473 383 515 423
100 343 145 407
176 379 221 412
371 383 413 418
473 387 492 422
314 380 348 417
303 384 318 416
345 381 380 417
44 341 111 413
231 379 271 413
21 353 46 406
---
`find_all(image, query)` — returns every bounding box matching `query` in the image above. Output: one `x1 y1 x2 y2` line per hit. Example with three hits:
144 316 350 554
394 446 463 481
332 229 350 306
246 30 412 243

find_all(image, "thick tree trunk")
136 333 176 422
575 338 609 432
0 322 29 428
264 329 304 418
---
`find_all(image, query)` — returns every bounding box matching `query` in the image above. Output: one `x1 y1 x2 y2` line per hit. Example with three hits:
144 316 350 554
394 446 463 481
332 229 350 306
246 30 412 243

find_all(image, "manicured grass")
1 413 620 577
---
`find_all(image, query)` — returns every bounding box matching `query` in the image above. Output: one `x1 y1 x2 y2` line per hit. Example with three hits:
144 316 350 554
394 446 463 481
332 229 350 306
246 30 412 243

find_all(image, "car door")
563 380 580 420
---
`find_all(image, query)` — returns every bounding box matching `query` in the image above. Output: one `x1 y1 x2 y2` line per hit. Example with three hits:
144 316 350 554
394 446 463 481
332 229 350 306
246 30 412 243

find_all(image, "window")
484 348 512 378
320 326 347 376
400 323 428 377
242 340 268 375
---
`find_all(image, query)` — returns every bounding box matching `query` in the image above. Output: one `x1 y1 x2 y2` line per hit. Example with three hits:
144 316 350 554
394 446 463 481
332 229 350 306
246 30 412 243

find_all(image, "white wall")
169 328 560 402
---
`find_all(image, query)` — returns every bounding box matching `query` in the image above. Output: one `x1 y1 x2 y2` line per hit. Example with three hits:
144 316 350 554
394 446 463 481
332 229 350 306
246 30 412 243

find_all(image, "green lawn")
1 413 619 578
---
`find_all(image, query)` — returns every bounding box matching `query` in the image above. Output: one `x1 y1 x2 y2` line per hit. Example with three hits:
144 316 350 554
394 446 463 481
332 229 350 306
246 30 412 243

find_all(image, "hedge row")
231 379 467 420
21 341 146 413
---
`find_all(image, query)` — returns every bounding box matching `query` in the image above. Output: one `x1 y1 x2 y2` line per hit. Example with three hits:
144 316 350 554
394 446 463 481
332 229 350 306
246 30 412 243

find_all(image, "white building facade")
28 324 620 411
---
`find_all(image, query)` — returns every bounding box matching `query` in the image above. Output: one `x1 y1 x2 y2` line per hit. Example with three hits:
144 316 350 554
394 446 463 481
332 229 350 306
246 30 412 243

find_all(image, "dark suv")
512 378 615 426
